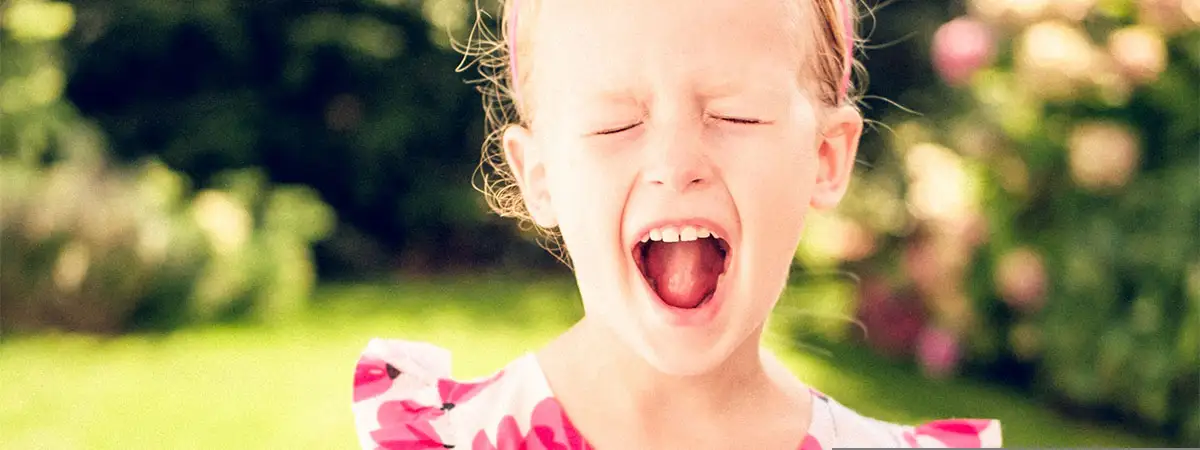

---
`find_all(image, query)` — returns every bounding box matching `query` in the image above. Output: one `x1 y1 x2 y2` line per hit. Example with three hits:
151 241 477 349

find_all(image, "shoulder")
351 339 576 450
808 389 1003 448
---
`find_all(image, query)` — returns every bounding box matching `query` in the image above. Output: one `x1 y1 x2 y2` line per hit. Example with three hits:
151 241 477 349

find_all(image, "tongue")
645 240 724 309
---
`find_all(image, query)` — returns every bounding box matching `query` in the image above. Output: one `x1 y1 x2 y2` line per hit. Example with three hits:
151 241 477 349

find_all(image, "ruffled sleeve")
817 395 1003 448
352 339 455 449
899 419 1003 448
352 339 509 450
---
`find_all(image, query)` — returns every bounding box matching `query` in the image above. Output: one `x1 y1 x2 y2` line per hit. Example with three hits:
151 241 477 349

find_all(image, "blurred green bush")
795 1 1198 443
0 1 335 333
54 0 545 275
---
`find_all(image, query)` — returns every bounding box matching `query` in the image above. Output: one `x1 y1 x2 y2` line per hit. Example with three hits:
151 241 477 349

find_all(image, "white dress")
352 339 1003 449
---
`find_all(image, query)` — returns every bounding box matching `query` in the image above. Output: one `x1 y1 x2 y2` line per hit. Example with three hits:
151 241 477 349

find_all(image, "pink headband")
507 2 520 101
507 0 855 104
835 0 855 100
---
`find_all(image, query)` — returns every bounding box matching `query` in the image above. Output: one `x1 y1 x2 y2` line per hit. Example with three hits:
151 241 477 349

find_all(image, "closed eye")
710 114 766 125
593 122 642 135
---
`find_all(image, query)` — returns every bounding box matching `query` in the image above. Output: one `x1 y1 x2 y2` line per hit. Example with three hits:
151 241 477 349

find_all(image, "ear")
810 105 863 210
502 124 558 228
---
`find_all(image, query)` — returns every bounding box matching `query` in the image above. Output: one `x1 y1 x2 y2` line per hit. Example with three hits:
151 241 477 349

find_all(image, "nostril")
645 174 705 188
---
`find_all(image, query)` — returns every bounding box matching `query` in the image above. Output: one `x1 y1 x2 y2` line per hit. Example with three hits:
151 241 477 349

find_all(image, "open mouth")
633 226 730 310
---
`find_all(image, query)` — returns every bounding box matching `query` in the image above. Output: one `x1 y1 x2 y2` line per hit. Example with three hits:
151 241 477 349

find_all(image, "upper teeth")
640 225 718 243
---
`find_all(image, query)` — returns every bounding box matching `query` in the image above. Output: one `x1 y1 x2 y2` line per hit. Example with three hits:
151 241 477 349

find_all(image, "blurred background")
1 0 1196 448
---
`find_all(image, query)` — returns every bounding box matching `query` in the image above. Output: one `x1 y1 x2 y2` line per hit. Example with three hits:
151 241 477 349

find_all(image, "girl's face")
505 0 861 375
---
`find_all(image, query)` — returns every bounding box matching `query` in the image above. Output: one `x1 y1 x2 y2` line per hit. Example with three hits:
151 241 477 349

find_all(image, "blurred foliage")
795 0 1199 443
55 0 545 276
1 0 335 333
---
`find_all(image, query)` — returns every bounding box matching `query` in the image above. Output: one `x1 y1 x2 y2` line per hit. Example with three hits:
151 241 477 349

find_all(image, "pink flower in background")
1068 121 1140 191
902 229 972 300
1138 0 1197 33
932 17 995 86
968 0 1054 23
904 143 979 231
1052 0 1098 20
1108 26 1167 83
856 278 926 359
994 247 1048 313
828 215 878 262
1016 21 1096 100
916 326 961 379
903 237 942 298
800 213 878 265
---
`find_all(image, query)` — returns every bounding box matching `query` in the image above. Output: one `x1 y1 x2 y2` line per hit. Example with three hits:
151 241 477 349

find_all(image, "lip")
627 217 735 327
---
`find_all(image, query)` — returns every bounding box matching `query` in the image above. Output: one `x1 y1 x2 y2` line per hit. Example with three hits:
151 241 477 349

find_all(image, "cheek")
731 142 817 312
542 146 632 251
722 133 819 230
720 128 819 308
542 147 639 306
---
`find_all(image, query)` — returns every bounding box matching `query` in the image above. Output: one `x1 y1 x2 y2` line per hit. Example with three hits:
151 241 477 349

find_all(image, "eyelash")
595 123 641 135
592 116 763 135
712 115 763 125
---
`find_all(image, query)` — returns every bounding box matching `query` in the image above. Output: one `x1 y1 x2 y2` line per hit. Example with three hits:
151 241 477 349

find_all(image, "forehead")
530 0 807 99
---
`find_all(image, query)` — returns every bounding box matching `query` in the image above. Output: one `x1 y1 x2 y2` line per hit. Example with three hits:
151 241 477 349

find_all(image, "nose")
642 124 713 192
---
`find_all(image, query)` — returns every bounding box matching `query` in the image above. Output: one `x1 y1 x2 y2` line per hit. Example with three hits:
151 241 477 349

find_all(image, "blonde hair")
456 0 865 254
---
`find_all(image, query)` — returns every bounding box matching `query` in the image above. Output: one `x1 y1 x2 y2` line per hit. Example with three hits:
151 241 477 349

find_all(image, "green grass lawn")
0 276 1171 449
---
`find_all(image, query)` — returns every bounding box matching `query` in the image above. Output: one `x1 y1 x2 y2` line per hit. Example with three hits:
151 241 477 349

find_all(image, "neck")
544 315 785 423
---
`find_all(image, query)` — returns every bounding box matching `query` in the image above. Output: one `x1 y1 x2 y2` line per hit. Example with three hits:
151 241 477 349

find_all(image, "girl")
353 0 1002 448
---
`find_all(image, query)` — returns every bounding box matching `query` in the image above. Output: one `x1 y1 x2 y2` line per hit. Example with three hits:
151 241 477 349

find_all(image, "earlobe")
502 124 558 228
811 105 863 210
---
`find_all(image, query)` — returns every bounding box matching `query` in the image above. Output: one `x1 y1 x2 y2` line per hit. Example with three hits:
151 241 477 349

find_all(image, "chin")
632 332 742 376
624 281 763 377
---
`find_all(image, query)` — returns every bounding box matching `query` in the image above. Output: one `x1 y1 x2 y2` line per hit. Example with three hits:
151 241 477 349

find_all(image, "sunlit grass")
0 276 1168 448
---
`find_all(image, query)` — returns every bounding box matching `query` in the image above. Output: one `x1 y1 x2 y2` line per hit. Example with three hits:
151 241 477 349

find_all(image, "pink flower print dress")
352 339 1003 449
